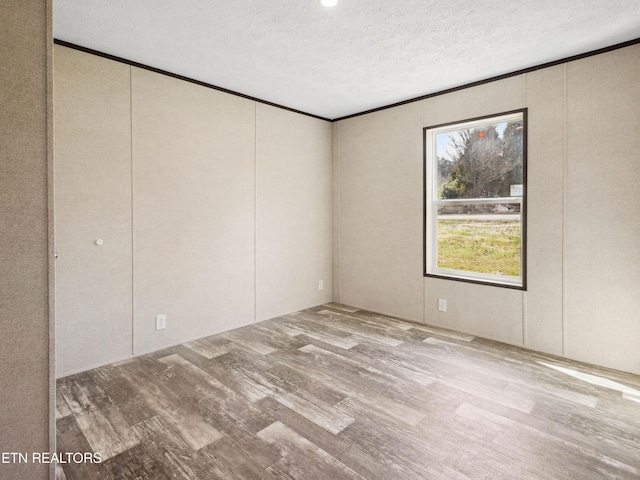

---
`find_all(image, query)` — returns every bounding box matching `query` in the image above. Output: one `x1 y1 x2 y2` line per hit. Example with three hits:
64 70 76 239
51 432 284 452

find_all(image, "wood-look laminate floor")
56 304 640 479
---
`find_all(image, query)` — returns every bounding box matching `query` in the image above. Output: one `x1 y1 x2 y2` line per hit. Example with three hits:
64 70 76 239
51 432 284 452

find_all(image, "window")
424 109 527 289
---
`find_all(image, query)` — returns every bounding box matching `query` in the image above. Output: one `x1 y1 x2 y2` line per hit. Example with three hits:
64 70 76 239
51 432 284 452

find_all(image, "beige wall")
334 43 640 375
256 104 333 321
54 47 133 374
564 46 640 371
335 102 424 322
54 46 333 375
53 42 640 376
0 1 51 479
523 65 565 354
131 67 257 355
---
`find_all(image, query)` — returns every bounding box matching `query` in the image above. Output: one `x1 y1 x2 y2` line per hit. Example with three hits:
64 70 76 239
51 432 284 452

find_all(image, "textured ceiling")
54 0 640 119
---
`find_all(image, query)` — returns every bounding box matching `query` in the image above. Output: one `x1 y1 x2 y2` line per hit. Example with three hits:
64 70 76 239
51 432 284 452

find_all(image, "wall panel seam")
130 65 135 355
562 64 568 356
336 123 342 303
254 102 258 322
422 100 427 325
522 74 528 347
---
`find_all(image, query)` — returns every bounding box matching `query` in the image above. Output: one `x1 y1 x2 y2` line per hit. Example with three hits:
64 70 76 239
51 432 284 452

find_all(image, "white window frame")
424 110 526 289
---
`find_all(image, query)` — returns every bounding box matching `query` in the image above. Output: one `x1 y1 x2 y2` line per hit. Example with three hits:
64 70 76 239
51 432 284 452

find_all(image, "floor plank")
57 304 640 479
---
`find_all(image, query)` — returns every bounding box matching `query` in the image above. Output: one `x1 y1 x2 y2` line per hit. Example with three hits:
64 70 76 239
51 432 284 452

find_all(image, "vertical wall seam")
331 121 340 304
130 65 135 355
254 102 258 322
562 64 568 356
522 74 528 347
336 122 341 304
422 100 427 325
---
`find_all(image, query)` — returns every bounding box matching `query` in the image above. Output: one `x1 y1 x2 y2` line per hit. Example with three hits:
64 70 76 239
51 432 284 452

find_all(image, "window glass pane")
436 119 524 200
436 203 521 278
425 110 526 288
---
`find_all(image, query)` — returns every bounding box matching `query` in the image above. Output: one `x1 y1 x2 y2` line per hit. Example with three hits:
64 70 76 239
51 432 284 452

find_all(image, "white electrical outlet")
156 314 167 330
438 298 447 312
319 280 324 291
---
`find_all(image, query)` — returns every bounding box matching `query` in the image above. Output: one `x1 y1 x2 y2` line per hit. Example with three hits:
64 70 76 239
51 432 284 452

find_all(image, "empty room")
2 1 640 479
